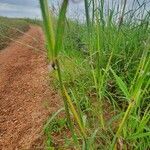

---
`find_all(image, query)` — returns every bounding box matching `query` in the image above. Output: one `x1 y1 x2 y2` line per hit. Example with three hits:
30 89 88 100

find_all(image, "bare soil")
0 26 61 149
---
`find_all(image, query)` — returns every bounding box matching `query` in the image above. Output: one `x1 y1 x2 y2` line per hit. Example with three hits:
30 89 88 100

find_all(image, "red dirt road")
0 26 61 149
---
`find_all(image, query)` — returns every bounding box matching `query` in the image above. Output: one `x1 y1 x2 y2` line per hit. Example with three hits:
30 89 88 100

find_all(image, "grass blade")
110 68 130 100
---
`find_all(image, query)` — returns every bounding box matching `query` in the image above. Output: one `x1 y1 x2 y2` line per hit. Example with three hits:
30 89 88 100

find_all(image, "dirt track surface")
0 26 61 149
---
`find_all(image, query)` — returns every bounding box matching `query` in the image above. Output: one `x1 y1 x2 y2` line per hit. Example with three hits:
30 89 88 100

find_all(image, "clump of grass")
39 0 87 148
40 0 150 149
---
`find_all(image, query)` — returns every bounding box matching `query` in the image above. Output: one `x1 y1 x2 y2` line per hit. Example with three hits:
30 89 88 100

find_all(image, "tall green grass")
40 0 150 149
39 0 87 149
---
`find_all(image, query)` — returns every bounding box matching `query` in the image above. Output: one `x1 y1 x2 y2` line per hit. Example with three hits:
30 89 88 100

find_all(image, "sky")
0 0 149 20
0 0 85 20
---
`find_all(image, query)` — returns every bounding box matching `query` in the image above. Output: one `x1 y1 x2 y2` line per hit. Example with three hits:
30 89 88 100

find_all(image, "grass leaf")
110 68 130 100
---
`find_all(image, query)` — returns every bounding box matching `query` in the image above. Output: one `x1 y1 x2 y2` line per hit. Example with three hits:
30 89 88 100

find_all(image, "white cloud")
0 0 149 20
0 2 41 19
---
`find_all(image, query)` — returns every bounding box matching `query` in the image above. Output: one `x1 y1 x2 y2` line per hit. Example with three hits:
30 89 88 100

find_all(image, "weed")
40 0 150 149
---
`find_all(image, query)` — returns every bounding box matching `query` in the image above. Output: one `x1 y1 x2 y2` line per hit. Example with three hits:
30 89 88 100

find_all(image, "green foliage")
40 0 86 148
40 0 150 149
0 16 29 50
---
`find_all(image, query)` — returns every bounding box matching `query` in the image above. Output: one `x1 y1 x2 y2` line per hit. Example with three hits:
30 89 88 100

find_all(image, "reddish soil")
0 26 61 149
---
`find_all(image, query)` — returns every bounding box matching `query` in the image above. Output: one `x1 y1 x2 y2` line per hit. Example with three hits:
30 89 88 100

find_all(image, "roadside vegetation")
0 17 30 50
40 0 150 149
0 0 149 149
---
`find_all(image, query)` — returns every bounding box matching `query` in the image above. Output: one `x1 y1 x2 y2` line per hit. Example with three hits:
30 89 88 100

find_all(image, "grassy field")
0 0 149 149
0 17 30 50
40 0 150 149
